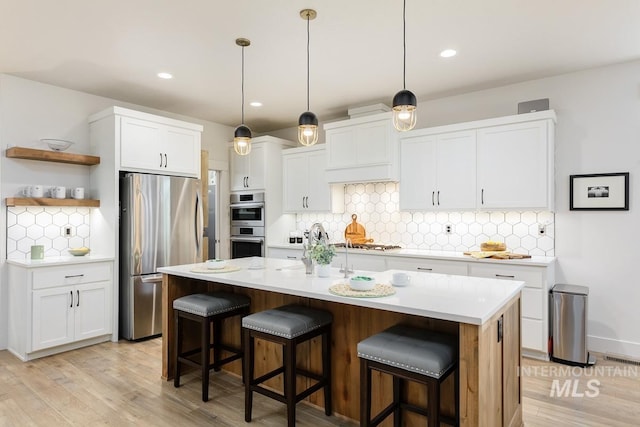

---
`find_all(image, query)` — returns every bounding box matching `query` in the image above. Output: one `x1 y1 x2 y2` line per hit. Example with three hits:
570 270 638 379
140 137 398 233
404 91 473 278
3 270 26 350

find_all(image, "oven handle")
230 236 264 244
230 202 265 209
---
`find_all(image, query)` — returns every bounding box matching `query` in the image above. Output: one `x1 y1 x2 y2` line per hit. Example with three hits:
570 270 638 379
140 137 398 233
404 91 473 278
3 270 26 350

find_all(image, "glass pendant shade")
392 89 417 132
298 111 319 146
233 124 252 156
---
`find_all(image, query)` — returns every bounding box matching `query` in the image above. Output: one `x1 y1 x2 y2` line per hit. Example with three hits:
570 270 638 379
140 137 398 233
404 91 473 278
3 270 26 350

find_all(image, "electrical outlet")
63 226 73 237
445 224 452 234
538 224 546 236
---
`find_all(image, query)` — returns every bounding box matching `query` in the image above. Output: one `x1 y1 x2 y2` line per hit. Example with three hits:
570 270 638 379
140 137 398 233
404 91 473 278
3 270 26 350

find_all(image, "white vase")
316 263 332 278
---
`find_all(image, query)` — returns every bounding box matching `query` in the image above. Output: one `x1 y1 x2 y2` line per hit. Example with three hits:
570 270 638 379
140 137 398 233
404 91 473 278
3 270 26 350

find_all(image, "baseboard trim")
588 335 640 360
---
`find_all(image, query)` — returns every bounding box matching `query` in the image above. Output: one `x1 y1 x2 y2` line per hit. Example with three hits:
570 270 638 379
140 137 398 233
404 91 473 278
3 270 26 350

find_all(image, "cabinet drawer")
468 264 544 288
522 318 546 352
522 288 543 319
386 257 468 276
33 263 111 290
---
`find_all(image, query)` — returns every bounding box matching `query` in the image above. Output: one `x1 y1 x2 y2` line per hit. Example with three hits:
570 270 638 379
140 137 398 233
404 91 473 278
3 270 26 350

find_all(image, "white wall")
410 60 640 359
0 74 233 349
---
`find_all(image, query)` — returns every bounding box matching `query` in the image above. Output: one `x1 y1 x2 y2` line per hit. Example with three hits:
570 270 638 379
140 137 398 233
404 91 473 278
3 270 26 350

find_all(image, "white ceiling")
1 0 639 132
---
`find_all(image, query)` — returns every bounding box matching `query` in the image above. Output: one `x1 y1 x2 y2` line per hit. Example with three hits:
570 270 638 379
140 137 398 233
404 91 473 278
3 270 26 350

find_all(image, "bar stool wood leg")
174 312 182 388
393 376 402 427
360 358 371 427
213 318 222 372
201 314 211 402
284 340 296 427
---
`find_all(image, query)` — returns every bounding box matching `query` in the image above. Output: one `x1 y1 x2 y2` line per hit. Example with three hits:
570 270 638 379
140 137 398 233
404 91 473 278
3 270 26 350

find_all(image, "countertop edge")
268 244 556 266
6 255 115 267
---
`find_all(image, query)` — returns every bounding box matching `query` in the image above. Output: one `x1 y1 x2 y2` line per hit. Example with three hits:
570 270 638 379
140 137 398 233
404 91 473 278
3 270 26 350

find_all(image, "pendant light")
391 0 417 132
234 38 252 156
298 8 319 146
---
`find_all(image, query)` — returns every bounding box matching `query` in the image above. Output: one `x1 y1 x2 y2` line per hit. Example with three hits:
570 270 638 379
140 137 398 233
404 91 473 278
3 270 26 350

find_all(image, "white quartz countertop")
268 243 555 267
159 257 524 326
6 255 115 267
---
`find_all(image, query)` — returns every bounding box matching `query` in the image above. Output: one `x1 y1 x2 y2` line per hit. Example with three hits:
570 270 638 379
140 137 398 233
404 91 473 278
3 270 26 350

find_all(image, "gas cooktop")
332 242 402 251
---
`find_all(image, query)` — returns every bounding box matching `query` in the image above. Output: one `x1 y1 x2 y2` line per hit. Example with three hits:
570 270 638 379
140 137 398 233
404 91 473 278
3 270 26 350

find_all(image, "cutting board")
344 214 373 245
464 251 532 260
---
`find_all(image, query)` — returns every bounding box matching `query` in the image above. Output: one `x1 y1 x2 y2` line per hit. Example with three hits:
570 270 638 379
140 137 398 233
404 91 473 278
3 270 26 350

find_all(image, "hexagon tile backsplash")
7 207 91 259
296 183 555 256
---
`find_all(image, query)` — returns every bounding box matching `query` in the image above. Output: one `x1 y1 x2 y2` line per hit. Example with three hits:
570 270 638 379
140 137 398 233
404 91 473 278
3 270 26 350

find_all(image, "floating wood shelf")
6 198 100 208
6 147 100 166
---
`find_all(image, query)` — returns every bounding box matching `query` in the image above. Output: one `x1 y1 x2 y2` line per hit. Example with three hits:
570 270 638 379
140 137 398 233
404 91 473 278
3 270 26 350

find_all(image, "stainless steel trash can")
551 284 595 366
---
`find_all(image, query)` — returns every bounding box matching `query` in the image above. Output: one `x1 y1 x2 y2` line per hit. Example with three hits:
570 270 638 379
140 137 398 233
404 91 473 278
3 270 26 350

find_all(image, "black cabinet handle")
65 274 84 278
481 188 485 205
417 267 433 271
432 191 435 206
164 153 167 168
495 274 516 279
70 291 73 308
77 290 80 307
159 153 163 167
286 256 297 259
437 190 440 206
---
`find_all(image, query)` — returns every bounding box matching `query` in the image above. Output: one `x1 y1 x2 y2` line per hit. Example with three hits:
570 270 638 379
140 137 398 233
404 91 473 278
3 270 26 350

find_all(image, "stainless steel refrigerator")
119 172 203 340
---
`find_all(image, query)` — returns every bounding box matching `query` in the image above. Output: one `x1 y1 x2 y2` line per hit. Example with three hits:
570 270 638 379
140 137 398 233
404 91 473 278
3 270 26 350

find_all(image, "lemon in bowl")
349 275 375 291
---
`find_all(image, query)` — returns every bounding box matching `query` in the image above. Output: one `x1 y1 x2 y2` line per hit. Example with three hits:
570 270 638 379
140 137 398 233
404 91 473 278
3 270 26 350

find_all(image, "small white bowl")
41 138 74 152
68 247 90 256
206 259 228 270
349 275 375 291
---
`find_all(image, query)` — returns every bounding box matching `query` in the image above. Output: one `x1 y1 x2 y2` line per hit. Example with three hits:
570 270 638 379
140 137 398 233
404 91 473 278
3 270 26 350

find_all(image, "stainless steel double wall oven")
230 192 265 258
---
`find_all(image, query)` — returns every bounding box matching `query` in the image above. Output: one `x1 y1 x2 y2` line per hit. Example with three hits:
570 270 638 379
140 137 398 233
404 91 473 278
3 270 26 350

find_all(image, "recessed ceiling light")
440 49 457 58
157 72 173 79
249 101 263 107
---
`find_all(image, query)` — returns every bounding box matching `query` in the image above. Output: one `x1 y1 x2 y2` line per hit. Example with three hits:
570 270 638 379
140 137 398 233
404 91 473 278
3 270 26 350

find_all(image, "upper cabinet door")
282 151 309 212
435 130 476 210
120 117 164 172
164 127 201 177
399 135 437 210
304 149 332 211
477 120 552 210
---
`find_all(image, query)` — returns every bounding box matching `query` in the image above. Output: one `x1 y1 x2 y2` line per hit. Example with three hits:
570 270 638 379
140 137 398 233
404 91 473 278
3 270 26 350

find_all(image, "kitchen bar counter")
159 257 524 427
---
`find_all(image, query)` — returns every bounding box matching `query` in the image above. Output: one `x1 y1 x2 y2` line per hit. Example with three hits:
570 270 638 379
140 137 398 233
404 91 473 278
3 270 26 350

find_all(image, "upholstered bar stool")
242 304 333 427
173 292 250 402
358 325 459 427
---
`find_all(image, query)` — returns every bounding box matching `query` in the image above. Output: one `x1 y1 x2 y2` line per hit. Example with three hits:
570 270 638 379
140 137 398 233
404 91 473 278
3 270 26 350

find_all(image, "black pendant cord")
241 45 246 124
306 13 311 112
402 0 407 90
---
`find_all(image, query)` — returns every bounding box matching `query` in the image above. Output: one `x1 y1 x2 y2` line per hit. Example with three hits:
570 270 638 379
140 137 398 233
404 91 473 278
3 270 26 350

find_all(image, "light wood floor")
1 339 638 426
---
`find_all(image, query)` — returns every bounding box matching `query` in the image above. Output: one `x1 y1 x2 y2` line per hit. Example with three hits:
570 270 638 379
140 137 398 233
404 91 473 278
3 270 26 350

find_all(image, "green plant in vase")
310 244 336 265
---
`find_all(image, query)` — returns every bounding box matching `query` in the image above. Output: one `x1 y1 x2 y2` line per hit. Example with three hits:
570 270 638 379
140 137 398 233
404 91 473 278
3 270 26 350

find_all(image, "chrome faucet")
340 238 354 278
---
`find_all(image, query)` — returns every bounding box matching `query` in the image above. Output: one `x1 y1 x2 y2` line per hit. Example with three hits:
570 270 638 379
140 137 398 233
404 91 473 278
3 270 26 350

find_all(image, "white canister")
72 187 85 199
53 186 66 199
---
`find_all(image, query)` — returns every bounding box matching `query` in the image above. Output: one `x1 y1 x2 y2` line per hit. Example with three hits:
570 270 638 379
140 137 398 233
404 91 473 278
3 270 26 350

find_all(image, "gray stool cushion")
242 304 332 339
173 292 250 317
357 325 457 379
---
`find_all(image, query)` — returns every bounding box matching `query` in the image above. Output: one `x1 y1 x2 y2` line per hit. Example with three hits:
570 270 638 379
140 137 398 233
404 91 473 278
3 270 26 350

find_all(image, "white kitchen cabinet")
269 247 304 260
400 130 476 210
113 110 202 178
477 118 554 210
324 112 399 183
468 262 554 359
282 145 344 213
230 136 296 192
230 144 266 191
332 252 387 273
8 260 114 361
386 256 468 276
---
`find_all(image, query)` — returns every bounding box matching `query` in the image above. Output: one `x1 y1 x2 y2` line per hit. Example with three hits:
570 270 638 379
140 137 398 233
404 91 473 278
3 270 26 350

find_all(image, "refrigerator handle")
195 188 203 255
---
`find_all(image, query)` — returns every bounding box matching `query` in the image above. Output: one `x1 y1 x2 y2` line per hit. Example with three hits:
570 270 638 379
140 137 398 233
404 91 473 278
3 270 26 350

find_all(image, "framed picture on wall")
570 172 629 211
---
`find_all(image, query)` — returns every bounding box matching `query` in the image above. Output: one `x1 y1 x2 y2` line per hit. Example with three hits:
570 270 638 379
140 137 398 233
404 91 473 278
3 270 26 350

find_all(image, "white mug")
31 185 44 198
21 186 32 197
392 272 411 286
53 186 66 199
72 187 85 200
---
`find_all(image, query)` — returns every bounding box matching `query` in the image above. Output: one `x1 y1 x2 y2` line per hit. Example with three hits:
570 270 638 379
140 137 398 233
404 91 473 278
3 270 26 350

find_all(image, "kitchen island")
159 257 524 427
